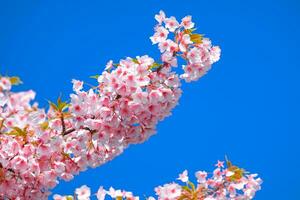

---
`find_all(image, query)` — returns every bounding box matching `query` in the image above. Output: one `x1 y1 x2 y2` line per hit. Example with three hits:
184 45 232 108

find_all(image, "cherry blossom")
215 160 224 168
96 187 106 200
177 170 189 183
0 77 11 91
150 26 169 44
165 16 180 32
181 16 195 30
54 160 262 200
0 11 254 200
72 79 84 93
155 10 166 25
75 185 91 200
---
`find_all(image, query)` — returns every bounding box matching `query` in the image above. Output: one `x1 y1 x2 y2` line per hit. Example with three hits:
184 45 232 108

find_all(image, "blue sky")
0 1 299 199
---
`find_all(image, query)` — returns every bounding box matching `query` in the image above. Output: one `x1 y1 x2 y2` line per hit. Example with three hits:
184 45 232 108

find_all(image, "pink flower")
0 77 11 90
177 170 189 182
75 185 91 200
72 79 84 93
187 47 202 64
215 160 224 168
96 186 106 200
155 10 166 24
210 46 221 63
181 15 195 29
195 171 207 183
159 39 178 53
155 183 181 200
158 40 170 53
107 187 123 198
149 90 163 104
105 60 114 71
150 26 169 44
179 34 192 52
165 16 179 32
161 51 177 67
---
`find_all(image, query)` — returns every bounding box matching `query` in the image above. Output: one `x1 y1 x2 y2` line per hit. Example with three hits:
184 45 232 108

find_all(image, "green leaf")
225 155 232 167
66 196 73 200
187 181 196 191
225 156 245 181
182 185 191 193
48 96 69 112
6 127 26 137
183 28 197 35
149 62 161 69
190 33 203 44
9 76 22 85
132 58 139 64
62 152 71 159
48 100 58 111
228 166 244 181
40 121 49 131
90 75 99 79
57 96 69 112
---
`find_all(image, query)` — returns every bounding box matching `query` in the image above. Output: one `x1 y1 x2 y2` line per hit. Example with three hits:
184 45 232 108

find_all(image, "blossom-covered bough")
0 11 261 200
54 159 262 200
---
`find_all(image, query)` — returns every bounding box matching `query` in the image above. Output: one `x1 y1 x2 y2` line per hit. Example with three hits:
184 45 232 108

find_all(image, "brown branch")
63 128 75 136
60 113 66 135
63 127 96 137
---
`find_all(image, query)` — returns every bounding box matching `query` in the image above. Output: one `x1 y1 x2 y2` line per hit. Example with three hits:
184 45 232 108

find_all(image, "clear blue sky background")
0 1 299 199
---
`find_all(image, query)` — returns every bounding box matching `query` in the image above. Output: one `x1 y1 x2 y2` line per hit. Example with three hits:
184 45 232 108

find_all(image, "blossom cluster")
53 160 262 200
150 10 221 82
0 11 223 199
